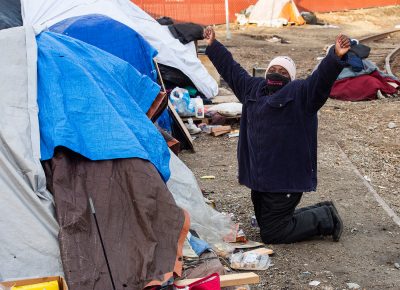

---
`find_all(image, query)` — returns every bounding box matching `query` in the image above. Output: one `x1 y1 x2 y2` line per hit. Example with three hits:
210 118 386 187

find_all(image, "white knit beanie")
266 56 296 81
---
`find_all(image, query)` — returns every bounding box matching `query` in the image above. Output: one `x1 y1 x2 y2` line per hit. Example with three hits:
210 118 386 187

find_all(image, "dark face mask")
265 73 290 94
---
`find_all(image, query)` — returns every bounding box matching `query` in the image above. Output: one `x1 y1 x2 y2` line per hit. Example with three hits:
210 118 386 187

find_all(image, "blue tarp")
49 14 158 82
37 31 170 181
49 14 173 133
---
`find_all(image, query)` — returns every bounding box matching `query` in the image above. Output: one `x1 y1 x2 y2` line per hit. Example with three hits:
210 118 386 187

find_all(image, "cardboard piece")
0 276 68 290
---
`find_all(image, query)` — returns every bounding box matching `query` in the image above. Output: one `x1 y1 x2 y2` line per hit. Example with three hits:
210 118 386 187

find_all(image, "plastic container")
11 281 59 290
194 97 204 118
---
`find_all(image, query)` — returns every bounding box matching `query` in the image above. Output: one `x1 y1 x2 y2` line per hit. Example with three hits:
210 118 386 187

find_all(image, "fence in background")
132 0 400 25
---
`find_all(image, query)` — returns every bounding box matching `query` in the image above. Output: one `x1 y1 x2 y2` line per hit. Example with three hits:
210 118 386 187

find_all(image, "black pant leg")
251 191 335 244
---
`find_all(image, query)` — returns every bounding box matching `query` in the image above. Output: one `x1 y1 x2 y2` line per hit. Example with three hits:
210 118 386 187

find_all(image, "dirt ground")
179 6 400 290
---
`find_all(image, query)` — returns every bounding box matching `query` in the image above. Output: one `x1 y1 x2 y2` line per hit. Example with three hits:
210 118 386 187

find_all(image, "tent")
249 0 305 27
49 14 159 82
21 0 219 99
37 31 171 181
0 26 63 281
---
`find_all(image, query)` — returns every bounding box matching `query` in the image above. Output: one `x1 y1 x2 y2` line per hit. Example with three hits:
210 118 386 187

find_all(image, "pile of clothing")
330 41 400 101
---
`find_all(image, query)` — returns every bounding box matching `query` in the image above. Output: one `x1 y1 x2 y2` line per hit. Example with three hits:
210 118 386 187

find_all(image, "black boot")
328 202 343 242
316 201 333 207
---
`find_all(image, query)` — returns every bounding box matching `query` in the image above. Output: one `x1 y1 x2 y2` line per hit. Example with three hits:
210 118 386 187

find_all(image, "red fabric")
174 273 220 290
330 71 400 101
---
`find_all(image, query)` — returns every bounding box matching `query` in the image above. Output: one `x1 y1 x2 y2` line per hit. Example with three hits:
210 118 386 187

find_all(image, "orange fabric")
279 2 305 25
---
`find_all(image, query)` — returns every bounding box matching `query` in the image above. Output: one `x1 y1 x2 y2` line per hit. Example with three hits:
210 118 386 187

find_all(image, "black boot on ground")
329 203 343 242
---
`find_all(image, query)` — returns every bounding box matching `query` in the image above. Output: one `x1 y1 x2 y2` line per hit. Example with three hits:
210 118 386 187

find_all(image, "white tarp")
21 0 218 99
0 26 63 281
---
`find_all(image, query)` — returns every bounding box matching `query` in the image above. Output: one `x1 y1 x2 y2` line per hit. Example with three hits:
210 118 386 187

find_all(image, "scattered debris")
251 215 258 228
394 262 400 269
363 175 371 182
388 122 397 129
309 280 321 286
299 271 312 279
185 118 201 134
229 130 240 138
347 282 361 289
230 240 265 249
377 89 385 99
267 36 281 43
201 175 216 179
230 248 273 270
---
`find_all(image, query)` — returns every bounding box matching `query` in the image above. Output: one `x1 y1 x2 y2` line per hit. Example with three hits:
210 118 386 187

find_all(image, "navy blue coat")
206 40 346 193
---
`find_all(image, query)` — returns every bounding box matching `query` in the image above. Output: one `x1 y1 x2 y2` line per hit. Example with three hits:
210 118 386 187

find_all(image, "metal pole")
225 0 231 40
89 197 116 290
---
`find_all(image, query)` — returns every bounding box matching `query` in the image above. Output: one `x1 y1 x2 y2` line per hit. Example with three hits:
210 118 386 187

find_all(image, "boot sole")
330 201 343 242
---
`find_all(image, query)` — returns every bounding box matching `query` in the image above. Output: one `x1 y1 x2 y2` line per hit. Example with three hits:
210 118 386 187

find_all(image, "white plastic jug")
194 97 204 118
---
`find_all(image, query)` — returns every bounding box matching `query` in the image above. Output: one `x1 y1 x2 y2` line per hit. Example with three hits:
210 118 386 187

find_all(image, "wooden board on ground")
175 272 260 287
211 125 232 137
230 240 266 249
181 115 241 124
153 60 194 152
168 100 194 152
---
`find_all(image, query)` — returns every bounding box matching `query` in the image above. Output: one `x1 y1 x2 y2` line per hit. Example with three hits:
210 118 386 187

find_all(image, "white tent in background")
0 26 63 281
249 0 305 27
21 0 218 99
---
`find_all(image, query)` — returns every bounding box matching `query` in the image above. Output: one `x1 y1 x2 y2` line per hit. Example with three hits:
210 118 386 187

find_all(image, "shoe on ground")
329 202 343 242
316 201 333 207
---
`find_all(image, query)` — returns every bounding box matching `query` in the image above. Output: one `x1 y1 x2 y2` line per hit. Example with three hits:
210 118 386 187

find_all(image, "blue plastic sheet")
49 14 173 133
49 14 158 82
37 32 170 181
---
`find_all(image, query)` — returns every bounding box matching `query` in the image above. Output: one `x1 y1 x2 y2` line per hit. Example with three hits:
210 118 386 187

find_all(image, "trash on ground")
230 240 265 249
201 175 216 179
230 248 273 270
208 102 242 116
309 280 321 286
228 131 240 138
347 282 361 289
185 118 202 134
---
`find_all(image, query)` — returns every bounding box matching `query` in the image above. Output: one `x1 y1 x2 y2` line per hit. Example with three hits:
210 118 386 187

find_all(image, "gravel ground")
179 6 400 290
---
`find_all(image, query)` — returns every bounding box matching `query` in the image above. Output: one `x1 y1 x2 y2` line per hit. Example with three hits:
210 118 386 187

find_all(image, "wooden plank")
154 60 194 151
168 100 195 152
174 272 260 287
211 125 232 137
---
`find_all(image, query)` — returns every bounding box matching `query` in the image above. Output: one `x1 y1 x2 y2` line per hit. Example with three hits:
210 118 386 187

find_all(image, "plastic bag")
207 103 242 116
170 87 195 116
230 248 272 270
167 150 236 254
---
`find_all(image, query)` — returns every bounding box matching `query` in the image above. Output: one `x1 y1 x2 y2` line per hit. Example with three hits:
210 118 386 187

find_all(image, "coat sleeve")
300 47 347 113
206 40 264 103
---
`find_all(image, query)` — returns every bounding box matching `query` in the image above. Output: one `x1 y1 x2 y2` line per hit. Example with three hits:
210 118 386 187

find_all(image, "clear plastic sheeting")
167 150 235 248
20 0 218 99
0 26 63 281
